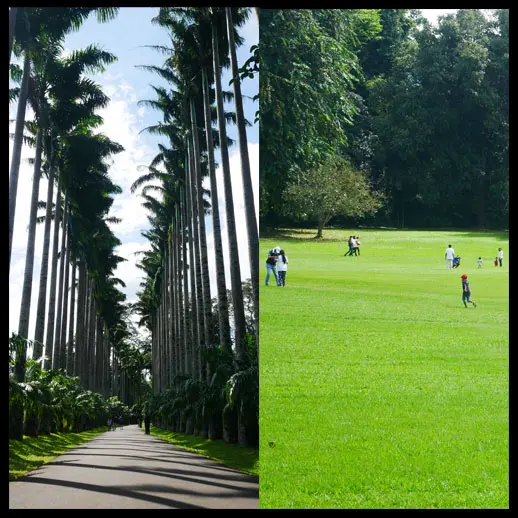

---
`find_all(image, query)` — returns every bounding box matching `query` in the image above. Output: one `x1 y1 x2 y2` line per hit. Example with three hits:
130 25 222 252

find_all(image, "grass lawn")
150 427 259 477
9 427 108 481
259 228 508 509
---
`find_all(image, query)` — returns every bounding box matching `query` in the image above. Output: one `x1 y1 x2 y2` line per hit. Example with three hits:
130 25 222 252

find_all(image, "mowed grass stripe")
259 229 508 509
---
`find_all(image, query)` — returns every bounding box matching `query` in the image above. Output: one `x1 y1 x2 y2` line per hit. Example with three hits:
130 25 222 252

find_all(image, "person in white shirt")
276 249 288 287
477 257 483 268
497 248 503 267
445 244 455 269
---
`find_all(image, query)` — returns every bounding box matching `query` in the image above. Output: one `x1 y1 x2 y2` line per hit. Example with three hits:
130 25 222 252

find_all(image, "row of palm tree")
9 334 135 438
131 7 258 447
9 8 148 439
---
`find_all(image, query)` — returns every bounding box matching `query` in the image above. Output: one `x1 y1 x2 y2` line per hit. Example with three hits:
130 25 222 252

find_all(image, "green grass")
150 427 259 477
9 427 108 481
259 228 508 509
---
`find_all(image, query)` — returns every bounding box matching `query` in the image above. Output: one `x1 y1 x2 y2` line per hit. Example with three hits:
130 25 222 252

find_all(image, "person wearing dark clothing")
265 246 281 285
144 414 151 435
344 236 355 256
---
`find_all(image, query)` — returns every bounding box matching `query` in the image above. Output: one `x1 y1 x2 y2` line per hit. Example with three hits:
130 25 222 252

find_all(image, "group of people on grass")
265 246 289 286
344 235 361 256
445 244 506 309
445 245 504 270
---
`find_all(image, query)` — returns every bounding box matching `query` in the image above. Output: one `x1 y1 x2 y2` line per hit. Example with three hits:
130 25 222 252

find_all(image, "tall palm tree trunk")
170 223 178 380
201 66 231 352
52 191 68 370
212 21 246 363
66 257 77 374
176 203 185 380
9 54 31 275
95 316 103 393
187 136 202 377
17 130 43 342
74 259 86 377
181 187 190 377
190 98 213 349
88 283 96 389
83 274 92 386
225 7 259 347
9 8 17 67
44 175 62 370
168 238 175 385
33 148 55 359
59 219 71 370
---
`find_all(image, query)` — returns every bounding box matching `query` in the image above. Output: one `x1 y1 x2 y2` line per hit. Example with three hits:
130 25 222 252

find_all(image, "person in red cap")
461 273 477 308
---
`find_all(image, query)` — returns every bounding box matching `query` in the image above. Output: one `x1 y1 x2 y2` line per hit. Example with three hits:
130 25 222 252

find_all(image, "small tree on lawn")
283 155 382 238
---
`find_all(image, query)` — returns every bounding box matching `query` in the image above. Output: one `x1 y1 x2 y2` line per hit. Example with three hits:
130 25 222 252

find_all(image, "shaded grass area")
150 426 259 478
260 229 508 509
9 427 108 481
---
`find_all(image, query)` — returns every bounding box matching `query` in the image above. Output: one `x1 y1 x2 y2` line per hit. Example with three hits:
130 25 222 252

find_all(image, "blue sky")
9 7 259 337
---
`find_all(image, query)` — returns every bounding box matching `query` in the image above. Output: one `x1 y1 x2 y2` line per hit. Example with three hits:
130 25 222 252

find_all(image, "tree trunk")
186 139 200 377
9 8 17 68
212 21 247 364
66 257 77 374
52 191 68 370
226 7 259 349
18 130 43 343
202 66 231 352
33 149 55 360
190 98 213 350
44 175 62 370
181 187 190 378
9 53 31 275
95 316 103 394
74 259 86 378
59 209 71 371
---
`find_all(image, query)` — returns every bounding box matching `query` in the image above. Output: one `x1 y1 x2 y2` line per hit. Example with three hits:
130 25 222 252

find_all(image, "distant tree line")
259 9 509 230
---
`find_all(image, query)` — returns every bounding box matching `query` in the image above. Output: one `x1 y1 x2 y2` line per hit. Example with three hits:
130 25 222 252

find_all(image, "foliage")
283 155 382 237
260 9 508 230
9 335 132 439
259 9 381 225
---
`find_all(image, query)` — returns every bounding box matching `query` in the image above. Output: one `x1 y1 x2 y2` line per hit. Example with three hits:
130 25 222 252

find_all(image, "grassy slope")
150 427 259 477
259 229 508 509
9 427 107 480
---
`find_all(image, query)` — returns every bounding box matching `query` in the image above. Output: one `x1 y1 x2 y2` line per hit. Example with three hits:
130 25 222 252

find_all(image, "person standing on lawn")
277 249 288 287
265 246 280 286
445 244 455 269
498 247 504 267
461 273 477 308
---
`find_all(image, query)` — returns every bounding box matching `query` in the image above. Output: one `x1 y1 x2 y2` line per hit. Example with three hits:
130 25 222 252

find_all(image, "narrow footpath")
9 424 258 509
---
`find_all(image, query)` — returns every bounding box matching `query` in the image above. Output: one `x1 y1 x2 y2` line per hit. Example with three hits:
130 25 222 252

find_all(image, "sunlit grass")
9 427 108 481
150 426 259 477
259 228 508 509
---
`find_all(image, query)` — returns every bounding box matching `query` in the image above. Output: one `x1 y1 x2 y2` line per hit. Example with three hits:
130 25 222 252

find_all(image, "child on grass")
461 273 477 308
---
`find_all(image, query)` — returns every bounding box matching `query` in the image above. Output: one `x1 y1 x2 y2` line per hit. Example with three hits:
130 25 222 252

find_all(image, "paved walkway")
9 424 258 509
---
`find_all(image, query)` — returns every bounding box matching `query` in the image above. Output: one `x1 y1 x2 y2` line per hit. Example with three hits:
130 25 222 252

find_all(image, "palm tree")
9 7 119 275
225 7 259 347
211 9 247 364
17 126 43 344
9 50 31 275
